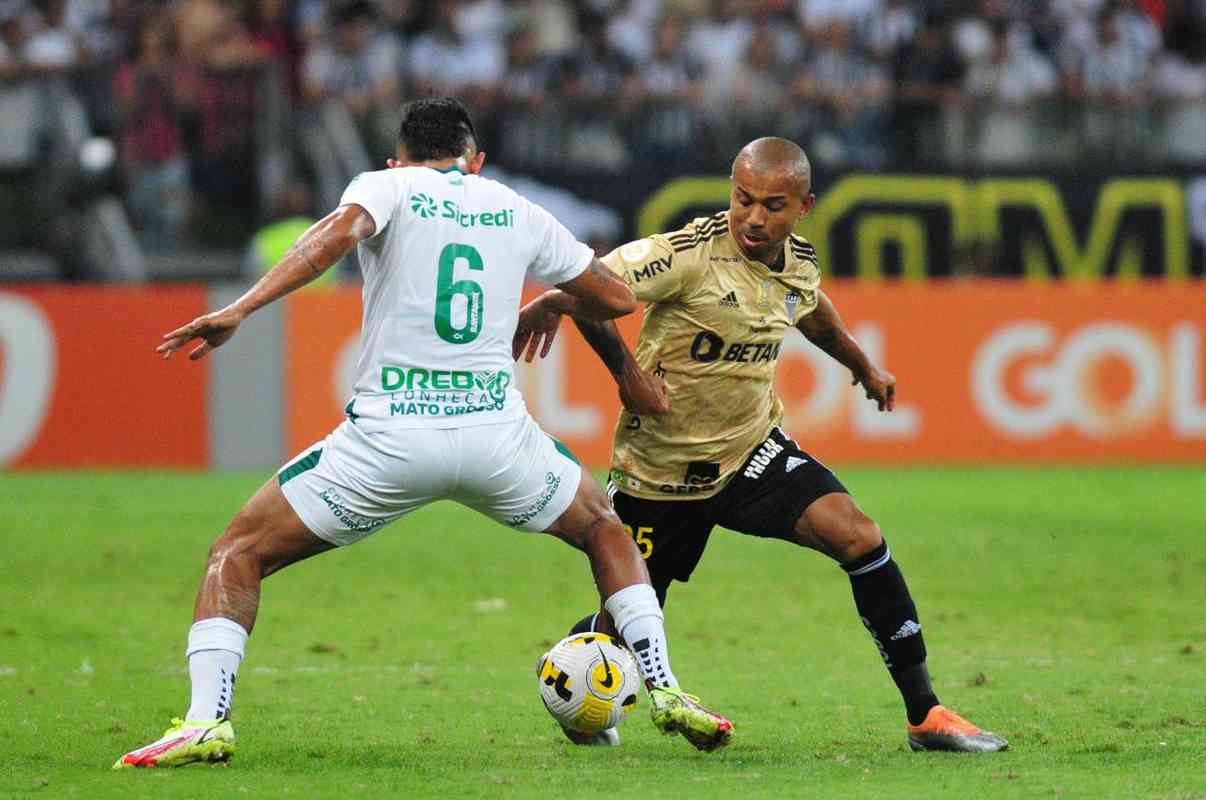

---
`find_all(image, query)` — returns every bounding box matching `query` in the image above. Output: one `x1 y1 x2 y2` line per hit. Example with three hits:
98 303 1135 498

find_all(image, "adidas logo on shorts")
890 620 922 640
719 291 739 308
785 456 807 473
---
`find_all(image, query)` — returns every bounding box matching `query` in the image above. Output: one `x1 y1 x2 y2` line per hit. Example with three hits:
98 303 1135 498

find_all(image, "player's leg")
794 492 1006 751
721 428 1005 752
562 487 678 746
543 474 732 751
116 423 426 768
567 483 697 639
793 491 938 720
464 418 730 751
113 477 333 769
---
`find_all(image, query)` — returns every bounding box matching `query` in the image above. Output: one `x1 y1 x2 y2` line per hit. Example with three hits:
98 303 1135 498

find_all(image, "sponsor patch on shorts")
320 487 388 533
505 472 562 527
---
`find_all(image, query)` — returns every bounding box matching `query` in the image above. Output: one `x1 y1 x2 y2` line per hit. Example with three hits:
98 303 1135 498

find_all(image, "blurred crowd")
1 0 1204 250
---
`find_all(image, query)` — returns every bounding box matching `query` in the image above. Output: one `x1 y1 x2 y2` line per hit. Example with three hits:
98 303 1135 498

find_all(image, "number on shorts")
435 243 484 344
624 524 654 559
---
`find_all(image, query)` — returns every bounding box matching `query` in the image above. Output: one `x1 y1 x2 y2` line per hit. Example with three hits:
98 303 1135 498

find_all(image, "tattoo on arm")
573 317 629 375
289 240 323 277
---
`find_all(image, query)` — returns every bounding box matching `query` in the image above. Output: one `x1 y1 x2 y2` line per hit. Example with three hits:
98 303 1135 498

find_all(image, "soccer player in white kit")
114 99 732 768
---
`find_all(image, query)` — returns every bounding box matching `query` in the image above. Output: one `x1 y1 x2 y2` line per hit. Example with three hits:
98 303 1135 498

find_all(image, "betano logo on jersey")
690 330 782 364
408 193 515 228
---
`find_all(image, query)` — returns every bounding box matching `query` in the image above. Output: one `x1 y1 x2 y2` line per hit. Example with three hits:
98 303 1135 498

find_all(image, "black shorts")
609 427 847 603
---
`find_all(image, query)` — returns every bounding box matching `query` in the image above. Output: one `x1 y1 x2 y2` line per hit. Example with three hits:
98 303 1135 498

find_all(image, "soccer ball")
536 633 641 733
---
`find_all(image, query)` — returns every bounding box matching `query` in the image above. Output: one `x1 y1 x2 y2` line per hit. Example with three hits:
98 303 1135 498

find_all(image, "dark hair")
397 97 478 162
333 0 376 27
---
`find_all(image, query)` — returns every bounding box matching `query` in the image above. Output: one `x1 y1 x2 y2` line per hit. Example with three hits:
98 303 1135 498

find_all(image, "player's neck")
742 241 786 272
765 243 786 272
403 157 463 173
729 226 786 271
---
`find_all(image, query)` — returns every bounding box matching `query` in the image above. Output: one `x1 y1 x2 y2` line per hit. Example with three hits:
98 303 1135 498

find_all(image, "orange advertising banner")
285 282 1206 464
0 286 209 468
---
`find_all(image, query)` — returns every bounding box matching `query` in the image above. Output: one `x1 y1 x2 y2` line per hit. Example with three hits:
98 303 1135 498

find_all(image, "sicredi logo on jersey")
409 193 515 228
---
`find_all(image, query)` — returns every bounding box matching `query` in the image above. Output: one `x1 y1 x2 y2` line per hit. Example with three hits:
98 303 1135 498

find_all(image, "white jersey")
338 165 593 431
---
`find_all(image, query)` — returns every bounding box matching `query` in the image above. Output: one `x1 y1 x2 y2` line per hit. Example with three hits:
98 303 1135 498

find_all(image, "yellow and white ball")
536 633 640 733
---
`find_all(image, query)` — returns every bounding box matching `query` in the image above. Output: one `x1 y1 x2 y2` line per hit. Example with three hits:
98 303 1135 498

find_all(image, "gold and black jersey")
601 210 821 500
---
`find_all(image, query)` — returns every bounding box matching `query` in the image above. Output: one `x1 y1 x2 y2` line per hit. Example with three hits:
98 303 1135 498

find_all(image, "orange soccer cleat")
907 705 1008 753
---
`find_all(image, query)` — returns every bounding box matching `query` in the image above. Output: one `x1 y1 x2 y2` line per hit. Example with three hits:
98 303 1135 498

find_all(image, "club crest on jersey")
785 291 800 319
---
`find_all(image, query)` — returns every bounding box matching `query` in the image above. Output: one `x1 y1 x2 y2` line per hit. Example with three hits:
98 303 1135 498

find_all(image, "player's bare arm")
156 205 376 360
574 318 670 416
554 259 637 320
513 281 669 416
796 289 896 412
512 260 635 362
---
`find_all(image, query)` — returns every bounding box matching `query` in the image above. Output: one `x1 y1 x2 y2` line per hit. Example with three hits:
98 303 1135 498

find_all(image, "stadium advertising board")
545 170 1206 278
285 282 1206 465
0 286 209 468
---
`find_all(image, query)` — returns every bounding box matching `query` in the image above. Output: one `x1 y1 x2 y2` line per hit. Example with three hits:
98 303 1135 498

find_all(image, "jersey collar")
721 225 803 278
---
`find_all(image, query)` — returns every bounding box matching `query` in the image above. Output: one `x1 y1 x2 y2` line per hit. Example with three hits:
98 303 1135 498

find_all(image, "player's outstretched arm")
554 259 638 321
157 205 375 360
512 263 667 415
796 290 896 411
512 260 634 363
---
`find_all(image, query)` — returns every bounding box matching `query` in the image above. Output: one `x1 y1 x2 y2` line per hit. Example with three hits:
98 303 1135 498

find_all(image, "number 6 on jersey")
435 243 484 344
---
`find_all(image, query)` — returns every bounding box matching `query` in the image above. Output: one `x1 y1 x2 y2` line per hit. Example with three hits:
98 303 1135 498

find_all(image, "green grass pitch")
2 468 1204 799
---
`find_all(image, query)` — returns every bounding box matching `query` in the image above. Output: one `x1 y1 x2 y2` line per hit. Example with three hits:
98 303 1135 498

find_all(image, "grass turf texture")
2 468 1203 799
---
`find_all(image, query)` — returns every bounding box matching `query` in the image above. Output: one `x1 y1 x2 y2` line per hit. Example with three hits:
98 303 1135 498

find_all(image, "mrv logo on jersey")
409 193 515 228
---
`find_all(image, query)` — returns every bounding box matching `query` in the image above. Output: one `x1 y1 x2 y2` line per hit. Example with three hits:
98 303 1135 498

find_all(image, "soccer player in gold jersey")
514 137 1007 753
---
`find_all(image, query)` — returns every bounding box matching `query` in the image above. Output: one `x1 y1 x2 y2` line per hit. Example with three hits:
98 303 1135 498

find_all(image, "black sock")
568 613 598 636
843 540 939 725
892 663 938 726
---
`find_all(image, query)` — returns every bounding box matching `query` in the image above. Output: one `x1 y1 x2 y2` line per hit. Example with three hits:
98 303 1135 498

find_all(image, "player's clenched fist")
617 362 669 416
157 307 246 361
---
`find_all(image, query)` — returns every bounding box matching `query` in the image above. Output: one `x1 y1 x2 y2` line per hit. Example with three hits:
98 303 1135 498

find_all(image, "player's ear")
799 192 816 219
466 151 486 174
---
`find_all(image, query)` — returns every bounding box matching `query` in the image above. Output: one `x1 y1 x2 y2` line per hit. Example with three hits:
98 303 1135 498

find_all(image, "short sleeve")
521 196 594 285
600 236 681 303
789 263 822 324
340 170 400 239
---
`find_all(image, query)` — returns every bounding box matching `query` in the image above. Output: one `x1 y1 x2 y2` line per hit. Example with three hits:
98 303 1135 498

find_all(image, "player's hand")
157 307 245 361
513 293 562 362
853 366 896 412
617 361 670 416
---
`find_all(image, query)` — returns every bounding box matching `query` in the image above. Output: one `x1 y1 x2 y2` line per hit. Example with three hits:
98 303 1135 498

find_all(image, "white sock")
185 618 248 721
604 584 678 689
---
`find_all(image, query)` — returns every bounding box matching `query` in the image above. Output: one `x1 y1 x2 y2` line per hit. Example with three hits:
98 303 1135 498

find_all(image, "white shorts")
277 414 583 546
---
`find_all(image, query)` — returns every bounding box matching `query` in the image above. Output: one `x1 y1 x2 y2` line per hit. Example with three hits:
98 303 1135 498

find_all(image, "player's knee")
838 513 882 562
208 509 268 572
578 504 625 551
